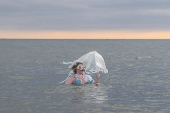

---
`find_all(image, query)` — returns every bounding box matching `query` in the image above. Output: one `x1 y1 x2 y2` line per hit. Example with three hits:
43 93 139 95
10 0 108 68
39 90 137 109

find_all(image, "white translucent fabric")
78 51 108 73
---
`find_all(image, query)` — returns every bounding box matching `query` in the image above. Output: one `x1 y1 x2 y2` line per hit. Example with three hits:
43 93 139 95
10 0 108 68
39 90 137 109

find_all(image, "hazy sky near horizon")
1 0 170 31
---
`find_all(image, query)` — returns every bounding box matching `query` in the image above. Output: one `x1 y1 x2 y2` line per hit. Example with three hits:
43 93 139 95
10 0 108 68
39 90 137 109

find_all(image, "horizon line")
0 30 170 39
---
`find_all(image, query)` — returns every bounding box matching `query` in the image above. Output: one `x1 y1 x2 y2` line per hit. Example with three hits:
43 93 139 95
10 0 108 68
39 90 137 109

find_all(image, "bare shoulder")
65 77 75 84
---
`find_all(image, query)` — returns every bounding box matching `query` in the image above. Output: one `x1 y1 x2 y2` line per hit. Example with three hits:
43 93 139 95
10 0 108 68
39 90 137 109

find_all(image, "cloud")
0 0 170 31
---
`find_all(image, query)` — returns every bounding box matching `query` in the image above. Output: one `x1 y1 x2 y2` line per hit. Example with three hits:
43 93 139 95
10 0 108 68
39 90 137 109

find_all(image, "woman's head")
71 62 86 74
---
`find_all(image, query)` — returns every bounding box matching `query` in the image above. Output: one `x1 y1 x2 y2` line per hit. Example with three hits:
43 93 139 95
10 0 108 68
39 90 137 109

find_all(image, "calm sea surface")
0 39 170 113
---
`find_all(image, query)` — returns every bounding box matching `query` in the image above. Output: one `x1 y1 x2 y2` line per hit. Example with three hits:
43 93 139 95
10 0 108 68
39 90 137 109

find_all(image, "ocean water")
0 39 170 113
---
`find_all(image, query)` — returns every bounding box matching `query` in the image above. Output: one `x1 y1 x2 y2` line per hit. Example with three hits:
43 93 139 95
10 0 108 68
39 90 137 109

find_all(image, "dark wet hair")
71 62 83 74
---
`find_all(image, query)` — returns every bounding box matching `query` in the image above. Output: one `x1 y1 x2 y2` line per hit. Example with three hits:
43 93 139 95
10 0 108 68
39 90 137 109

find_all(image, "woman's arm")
93 72 100 84
65 77 75 84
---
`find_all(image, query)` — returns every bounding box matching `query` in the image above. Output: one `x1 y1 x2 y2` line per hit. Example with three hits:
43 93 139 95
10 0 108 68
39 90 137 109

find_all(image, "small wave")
135 56 154 60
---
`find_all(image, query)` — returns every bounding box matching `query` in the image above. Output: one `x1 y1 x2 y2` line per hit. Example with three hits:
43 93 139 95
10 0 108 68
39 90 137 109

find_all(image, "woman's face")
76 64 85 75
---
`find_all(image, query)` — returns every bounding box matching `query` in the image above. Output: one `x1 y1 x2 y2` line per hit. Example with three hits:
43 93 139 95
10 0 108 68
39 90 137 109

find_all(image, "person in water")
65 62 100 85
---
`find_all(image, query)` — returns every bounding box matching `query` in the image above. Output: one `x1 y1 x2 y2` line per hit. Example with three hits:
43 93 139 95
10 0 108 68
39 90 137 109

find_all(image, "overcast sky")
1 0 170 31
